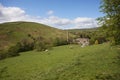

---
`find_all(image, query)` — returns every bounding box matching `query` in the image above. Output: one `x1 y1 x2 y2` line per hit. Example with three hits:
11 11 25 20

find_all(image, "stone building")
74 38 89 47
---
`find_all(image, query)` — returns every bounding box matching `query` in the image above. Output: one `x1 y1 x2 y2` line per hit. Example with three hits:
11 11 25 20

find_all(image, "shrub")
34 36 52 51
0 39 35 60
0 43 21 60
95 40 99 45
0 42 22 60
0 50 7 60
19 39 34 51
7 43 20 57
34 41 46 51
107 37 116 46
54 37 68 46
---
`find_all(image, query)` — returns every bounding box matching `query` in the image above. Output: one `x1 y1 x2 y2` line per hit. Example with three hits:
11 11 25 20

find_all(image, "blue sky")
0 0 103 29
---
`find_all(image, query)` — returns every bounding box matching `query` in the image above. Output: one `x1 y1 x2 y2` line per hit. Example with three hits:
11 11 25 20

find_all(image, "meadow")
0 43 120 80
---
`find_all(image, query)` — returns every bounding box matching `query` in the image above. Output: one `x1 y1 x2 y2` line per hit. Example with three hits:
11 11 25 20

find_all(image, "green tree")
34 36 52 51
7 43 21 57
98 0 120 45
54 37 68 46
0 50 7 60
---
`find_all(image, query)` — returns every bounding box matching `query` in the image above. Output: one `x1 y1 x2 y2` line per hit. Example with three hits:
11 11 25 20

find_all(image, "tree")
98 0 120 45
34 36 52 51
53 37 68 46
20 38 34 51
7 43 20 57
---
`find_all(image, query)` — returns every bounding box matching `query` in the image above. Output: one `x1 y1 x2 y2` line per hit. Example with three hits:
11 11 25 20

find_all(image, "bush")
0 50 7 60
95 40 99 45
34 41 46 51
0 43 22 60
34 36 52 51
0 44 20 60
107 37 116 46
19 39 34 51
7 43 20 57
54 37 68 46
0 39 35 60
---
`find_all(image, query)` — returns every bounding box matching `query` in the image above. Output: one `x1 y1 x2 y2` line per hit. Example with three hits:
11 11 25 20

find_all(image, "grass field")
0 43 120 80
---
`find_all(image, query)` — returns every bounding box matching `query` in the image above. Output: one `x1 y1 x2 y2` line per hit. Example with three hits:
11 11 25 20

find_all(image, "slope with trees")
0 22 74 60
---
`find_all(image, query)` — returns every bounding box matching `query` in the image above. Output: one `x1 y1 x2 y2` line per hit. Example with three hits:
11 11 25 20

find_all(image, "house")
73 38 89 47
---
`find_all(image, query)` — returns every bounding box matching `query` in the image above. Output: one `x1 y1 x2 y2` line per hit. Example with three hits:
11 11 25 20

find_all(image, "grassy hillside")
0 21 73 50
0 43 120 80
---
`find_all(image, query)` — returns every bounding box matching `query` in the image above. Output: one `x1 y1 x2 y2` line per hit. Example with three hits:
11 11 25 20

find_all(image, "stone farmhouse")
73 38 90 47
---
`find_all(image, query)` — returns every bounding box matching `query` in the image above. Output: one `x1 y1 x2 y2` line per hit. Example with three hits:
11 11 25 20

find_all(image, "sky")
0 0 103 29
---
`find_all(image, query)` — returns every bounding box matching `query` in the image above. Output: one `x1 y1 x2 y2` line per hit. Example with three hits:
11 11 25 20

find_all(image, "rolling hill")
0 21 74 50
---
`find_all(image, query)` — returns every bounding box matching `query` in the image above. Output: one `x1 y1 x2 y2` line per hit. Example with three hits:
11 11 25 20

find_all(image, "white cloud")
0 4 27 23
40 16 71 26
0 4 98 29
73 17 98 29
47 10 54 15
38 16 72 29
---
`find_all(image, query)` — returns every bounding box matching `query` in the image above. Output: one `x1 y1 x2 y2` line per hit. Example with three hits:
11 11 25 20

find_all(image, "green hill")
0 43 120 80
0 21 73 50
